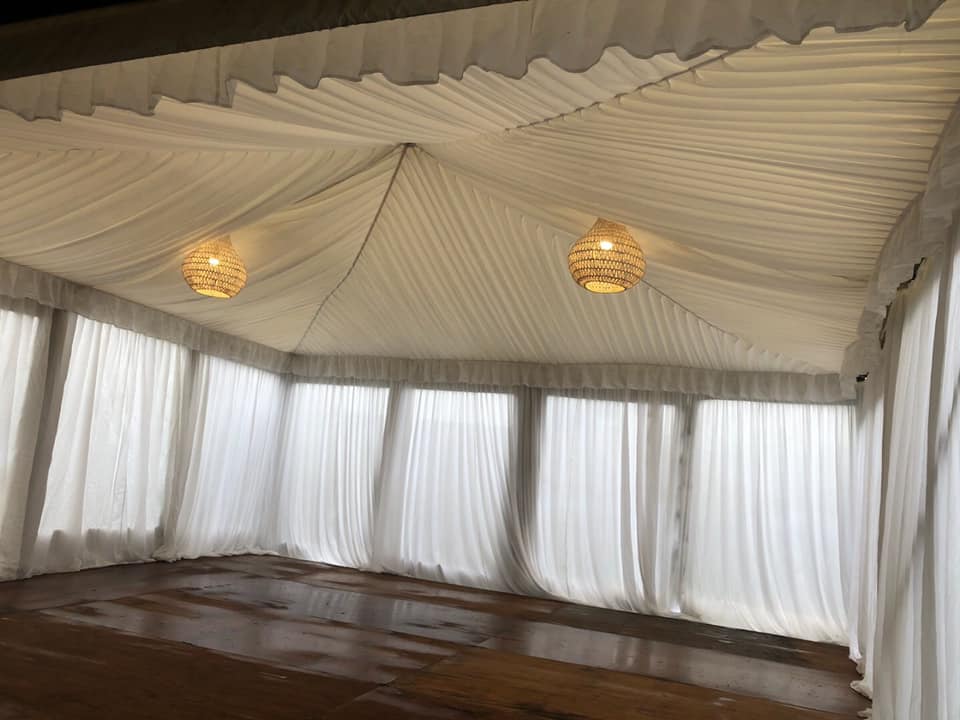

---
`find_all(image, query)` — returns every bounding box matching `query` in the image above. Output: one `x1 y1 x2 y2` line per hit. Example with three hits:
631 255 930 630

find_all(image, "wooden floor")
0 555 864 719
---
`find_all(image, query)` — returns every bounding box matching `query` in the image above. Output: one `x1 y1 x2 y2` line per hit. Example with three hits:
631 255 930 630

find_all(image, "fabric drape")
0 300 862 649
846 370 885 694
530 390 690 613
373 385 525 591
0 257 849 403
0 0 940 120
683 399 855 642
274 380 390 568
3 10 957 380
160 354 287 560
863 231 960 720
0 297 50 580
28 316 188 574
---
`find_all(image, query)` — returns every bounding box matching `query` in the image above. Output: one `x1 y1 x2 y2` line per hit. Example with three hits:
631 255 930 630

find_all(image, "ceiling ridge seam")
293 143 410 353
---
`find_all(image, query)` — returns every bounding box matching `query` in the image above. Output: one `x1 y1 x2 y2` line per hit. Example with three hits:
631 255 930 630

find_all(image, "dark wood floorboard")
0 612 372 719
0 559 240 613
0 555 866 719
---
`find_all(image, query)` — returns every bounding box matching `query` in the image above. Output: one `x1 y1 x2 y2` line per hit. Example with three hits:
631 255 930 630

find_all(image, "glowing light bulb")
598 240 614 251
208 257 220 266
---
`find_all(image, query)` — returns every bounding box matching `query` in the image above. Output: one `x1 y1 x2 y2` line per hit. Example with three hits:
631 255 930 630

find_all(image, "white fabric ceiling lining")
292 145 409 352
364 144 864 370
420 8 960 369
842 98 960 377
297 147 820 374
0 49 714 151
0 0 943 120
0 2 956 376
0 146 400 349
145 150 404 350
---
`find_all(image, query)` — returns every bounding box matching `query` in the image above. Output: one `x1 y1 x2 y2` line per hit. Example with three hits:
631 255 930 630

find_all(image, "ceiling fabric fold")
425 6 960 370
0 1 957 379
0 147 399 349
0 50 710 151
298 148 820 373
0 0 942 120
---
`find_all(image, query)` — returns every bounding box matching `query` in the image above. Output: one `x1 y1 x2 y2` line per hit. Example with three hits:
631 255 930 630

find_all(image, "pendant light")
182 237 247 298
567 218 645 294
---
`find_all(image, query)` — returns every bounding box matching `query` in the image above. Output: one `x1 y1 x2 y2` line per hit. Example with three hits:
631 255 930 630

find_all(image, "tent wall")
5 244 959 713
0 297 855 645
851 223 960 719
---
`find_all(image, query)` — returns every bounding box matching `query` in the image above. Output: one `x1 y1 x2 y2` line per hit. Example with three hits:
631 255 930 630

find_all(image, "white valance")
0 0 943 120
842 98 960 378
291 355 852 402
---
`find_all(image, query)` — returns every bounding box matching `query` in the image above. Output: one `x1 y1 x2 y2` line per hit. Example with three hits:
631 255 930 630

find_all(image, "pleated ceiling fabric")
0 0 941 120
296 149 818 372
0 50 709 150
0 1 958 382
424 12 960 371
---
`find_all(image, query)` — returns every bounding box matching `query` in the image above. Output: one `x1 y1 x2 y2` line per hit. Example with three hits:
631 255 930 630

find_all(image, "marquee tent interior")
0 1 958 718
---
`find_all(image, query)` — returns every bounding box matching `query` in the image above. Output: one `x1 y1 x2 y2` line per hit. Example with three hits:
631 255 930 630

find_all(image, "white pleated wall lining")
1 305 859 647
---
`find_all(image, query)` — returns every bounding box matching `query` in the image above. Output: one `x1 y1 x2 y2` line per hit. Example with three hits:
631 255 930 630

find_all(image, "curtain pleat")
0 297 51 580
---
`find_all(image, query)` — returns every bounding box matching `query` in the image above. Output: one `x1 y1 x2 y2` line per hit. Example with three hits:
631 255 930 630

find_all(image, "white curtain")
275 380 390 568
530 390 689 613
683 398 855 642
161 354 287 559
872 258 941 720
0 297 51 580
847 370 885 694
373 385 523 591
0 299 866 654
28 316 188 574
928 238 960 720
867 228 960 720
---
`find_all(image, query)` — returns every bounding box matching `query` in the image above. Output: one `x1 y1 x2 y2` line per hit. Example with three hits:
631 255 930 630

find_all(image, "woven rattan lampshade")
567 218 646 294
182 237 247 298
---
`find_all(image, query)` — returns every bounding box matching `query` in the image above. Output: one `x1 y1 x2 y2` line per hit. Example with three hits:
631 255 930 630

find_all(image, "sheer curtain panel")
373 386 524 591
870 229 960 720
846 370 885 694
683 399 855 642
275 381 390 568
872 258 941 720
0 297 51 579
530 390 689 613
27 316 188 574
161 354 287 559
